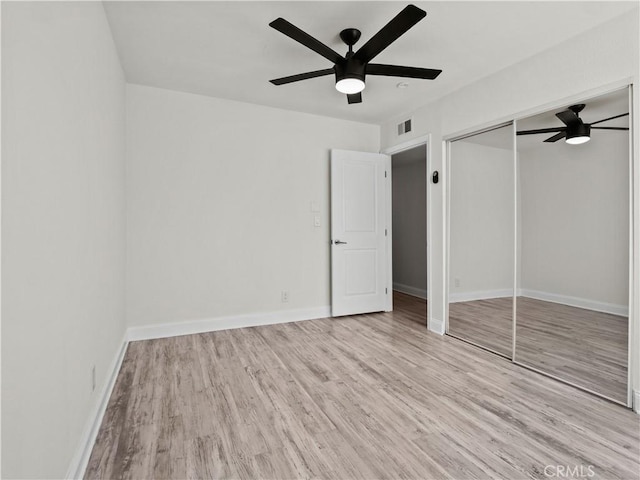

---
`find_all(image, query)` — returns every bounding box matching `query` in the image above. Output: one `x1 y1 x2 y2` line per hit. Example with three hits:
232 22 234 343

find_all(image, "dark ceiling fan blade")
347 92 362 104
544 131 567 143
353 4 426 63
269 68 335 85
366 63 441 79
516 127 566 135
269 18 343 64
589 112 629 126
556 109 581 127
591 126 629 130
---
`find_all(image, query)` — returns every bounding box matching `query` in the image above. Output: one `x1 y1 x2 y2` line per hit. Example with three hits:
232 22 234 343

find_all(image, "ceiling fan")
268 4 442 104
516 104 629 145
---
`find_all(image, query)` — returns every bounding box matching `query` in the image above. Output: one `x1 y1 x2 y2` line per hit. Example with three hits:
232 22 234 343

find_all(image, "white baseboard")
429 316 445 335
633 390 640 414
393 282 427 300
448 288 628 317
66 335 128 479
520 289 628 317
126 306 332 342
449 289 513 303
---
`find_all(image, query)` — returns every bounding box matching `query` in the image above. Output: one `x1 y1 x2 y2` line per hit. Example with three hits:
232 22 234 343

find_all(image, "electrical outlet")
281 291 289 303
91 365 96 392
454 278 461 288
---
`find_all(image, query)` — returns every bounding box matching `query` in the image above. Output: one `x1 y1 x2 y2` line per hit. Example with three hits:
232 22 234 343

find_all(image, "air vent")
397 118 412 136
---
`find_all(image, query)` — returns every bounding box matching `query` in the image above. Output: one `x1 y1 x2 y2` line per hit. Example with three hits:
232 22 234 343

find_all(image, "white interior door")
331 149 390 317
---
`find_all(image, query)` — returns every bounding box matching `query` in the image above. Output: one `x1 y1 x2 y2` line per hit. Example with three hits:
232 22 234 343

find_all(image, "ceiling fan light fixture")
566 135 590 145
565 123 591 145
335 77 365 94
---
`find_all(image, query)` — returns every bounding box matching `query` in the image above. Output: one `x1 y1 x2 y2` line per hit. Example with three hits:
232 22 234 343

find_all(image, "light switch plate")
314 215 321 227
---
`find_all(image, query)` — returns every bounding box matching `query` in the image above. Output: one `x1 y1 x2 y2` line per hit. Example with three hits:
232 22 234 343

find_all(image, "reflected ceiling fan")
516 104 629 145
268 4 442 104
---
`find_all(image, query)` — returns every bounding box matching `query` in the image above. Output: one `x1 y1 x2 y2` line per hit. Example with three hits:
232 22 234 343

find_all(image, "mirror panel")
514 87 630 403
448 123 515 357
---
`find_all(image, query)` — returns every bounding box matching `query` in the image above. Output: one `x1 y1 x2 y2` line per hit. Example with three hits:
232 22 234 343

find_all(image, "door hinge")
385 288 388 294
384 170 387 178
385 228 388 236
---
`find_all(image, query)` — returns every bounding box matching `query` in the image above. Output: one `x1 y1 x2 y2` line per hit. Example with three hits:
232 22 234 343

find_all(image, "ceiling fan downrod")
340 28 361 56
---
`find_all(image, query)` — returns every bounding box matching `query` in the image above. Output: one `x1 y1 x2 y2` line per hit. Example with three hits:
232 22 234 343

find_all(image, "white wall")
391 151 427 297
520 133 629 308
379 11 639 391
1 2 126 478
449 141 514 299
126 84 379 328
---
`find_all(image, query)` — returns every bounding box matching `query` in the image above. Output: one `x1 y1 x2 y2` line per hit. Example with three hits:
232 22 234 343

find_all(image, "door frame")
382 134 431 323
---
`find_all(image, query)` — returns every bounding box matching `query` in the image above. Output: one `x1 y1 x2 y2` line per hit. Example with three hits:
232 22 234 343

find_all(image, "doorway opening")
391 144 428 326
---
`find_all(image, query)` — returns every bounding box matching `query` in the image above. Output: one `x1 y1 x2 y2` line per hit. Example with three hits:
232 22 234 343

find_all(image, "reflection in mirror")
515 87 630 403
448 124 514 357
391 145 428 326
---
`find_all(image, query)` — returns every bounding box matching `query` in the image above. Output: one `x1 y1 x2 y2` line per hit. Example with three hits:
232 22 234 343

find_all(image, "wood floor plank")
85 292 639 480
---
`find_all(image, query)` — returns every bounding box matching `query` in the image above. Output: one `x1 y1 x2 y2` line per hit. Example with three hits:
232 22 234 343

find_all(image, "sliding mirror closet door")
447 123 515 357
515 88 630 404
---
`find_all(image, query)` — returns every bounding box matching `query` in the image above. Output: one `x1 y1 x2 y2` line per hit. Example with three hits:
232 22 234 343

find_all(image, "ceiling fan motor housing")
334 57 366 84
566 123 591 143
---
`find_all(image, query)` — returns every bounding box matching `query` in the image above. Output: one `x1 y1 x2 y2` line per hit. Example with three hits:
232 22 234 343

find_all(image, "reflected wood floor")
86 294 639 480
449 298 514 357
448 297 628 403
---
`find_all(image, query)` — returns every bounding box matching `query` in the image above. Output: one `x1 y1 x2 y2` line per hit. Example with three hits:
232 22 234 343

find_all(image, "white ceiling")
103 1 638 125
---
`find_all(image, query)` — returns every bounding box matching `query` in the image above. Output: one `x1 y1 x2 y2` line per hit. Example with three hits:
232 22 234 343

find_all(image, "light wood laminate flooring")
393 290 427 325
86 294 639 479
448 297 628 403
